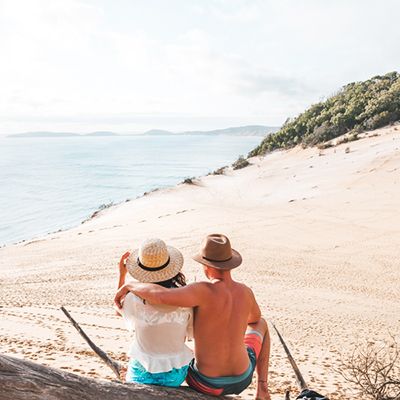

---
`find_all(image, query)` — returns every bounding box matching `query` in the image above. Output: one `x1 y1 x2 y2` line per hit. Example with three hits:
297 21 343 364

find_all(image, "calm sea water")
0 135 260 246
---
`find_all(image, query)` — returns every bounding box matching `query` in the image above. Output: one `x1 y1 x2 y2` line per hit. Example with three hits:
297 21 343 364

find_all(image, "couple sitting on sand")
114 233 271 399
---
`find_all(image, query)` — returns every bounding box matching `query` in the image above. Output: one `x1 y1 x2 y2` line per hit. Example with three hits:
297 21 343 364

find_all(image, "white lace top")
121 292 194 373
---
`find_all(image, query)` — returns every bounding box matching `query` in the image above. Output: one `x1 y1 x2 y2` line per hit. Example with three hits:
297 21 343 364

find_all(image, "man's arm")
114 281 209 309
247 287 262 324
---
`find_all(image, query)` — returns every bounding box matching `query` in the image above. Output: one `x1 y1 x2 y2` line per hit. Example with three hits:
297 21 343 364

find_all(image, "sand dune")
1 125 399 399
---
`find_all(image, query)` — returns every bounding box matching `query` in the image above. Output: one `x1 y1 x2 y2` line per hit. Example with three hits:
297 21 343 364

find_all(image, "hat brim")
126 246 184 283
192 248 242 270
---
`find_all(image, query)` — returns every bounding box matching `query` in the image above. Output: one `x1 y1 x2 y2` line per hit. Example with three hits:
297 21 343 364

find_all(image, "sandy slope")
1 125 400 399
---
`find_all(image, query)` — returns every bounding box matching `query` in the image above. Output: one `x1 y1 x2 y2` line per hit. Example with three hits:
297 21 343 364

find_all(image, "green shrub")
212 166 227 175
232 156 250 170
250 71 400 156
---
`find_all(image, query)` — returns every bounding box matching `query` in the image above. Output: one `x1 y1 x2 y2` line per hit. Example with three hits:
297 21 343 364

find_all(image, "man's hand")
114 304 123 316
114 283 132 309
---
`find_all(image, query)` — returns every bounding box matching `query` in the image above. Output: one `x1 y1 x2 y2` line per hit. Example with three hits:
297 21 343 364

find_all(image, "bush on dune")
249 71 400 157
232 155 250 170
339 336 400 400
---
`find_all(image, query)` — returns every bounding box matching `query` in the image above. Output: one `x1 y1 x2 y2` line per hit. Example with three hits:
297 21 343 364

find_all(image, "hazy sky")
1 0 399 134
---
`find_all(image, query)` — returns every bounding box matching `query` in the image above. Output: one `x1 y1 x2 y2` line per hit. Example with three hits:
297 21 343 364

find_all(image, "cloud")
193 0 265 22
235 71 313 97
1 0 400 135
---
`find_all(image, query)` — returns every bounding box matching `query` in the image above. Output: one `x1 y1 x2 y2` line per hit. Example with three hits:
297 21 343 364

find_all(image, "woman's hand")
116 251 131 290
119 251 130 275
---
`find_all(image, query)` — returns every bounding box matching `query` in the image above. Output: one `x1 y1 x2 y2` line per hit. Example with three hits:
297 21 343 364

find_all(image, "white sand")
1 125 400 399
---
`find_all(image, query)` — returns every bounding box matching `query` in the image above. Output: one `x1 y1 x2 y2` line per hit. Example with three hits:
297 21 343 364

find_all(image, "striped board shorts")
186 329 263 396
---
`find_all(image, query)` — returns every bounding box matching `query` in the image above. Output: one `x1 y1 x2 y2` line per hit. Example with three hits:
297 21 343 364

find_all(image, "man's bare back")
190 277 261 376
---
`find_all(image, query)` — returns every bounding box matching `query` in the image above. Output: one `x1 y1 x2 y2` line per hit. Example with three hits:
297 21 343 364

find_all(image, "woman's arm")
115 251 130 316
117 251 130 289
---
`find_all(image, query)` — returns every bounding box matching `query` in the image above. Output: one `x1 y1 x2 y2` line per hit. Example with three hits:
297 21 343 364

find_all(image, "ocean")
0 135 261 246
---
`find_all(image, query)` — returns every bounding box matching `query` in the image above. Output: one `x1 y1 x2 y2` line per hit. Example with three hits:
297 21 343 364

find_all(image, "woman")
116 238 193 387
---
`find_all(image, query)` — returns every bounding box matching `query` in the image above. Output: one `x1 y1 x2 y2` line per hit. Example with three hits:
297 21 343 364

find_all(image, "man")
115 234 271 399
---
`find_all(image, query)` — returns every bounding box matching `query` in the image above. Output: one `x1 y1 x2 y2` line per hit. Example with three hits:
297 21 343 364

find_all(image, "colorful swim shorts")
186 329 263 396
126 359 189 387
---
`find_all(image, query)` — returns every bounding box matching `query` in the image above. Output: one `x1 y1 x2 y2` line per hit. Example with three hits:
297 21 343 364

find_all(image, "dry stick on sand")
272 323 308 391
272 323 329 400
60 306 122 381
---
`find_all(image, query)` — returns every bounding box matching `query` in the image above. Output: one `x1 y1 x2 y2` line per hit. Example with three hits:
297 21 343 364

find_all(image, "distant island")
7 125 278 138
84 131 117 137
8 131 118 138
143 125 278 137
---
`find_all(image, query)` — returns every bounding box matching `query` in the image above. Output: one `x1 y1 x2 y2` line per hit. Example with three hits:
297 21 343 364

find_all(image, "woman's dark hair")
155 272 186 288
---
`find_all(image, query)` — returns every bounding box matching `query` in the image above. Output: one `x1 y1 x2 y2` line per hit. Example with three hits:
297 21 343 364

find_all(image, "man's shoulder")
233 280 253 293
185 281 216 300
186 281 214 291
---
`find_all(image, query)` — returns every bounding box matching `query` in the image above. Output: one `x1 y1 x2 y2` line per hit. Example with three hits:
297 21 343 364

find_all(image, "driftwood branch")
272 323 308 391
0 354 222 400
272 324 329 400
60 306 121 380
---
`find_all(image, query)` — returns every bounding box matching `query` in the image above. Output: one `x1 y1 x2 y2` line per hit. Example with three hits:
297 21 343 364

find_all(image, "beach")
1 125 399 399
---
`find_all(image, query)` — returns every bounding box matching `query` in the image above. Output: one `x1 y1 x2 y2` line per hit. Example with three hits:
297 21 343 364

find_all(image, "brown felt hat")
192 234 242 270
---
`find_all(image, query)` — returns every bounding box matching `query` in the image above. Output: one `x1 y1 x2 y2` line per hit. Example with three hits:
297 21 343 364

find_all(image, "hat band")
137 257 170 272
203 254 232 263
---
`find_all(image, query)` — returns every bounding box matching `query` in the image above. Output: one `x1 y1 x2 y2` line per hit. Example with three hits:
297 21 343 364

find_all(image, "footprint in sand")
55 327 67 345
158 214 171 219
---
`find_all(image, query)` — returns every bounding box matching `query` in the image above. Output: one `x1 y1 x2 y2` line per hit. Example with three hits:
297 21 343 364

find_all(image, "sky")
0 0 399 135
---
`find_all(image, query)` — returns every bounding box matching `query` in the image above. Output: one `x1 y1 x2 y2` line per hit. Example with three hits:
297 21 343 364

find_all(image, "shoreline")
1 125 399 399
1 136 255 249
2 124 391 249
1 165 233 249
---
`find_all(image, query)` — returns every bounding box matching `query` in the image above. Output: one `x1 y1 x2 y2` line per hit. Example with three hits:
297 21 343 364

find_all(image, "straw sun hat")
126 238 184 283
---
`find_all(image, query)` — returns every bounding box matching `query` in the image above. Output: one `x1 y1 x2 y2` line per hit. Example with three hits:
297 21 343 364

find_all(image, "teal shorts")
126 359 189 387
186 330 263 395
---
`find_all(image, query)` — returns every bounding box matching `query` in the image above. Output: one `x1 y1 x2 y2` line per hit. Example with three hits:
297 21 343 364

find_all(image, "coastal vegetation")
232 155 250 170
250 72 400 156
212 166 227 175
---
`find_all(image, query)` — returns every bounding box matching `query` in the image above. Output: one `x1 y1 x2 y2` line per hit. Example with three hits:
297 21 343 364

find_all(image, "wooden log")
0 354 222 400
